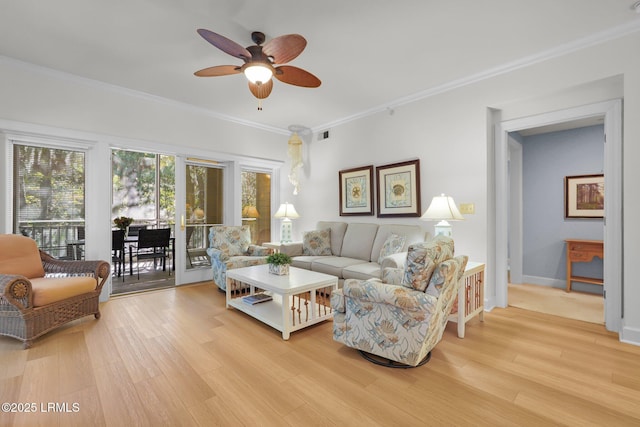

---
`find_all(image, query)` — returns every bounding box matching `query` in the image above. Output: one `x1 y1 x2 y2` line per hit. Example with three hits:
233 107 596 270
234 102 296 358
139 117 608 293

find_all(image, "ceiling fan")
194 29 321 110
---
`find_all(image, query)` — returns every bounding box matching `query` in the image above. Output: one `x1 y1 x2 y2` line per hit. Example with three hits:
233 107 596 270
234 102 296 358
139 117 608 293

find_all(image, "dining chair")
130 228 171 278
111 229 126 281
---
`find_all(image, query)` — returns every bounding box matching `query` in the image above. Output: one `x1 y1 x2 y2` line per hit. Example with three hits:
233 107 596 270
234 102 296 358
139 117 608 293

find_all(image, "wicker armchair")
0 234 110 348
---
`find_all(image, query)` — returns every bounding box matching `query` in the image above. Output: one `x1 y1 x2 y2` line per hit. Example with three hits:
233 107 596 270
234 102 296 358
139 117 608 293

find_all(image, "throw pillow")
401 237 455 292
378 233 406 264
302 229 332 256
402 249 437 292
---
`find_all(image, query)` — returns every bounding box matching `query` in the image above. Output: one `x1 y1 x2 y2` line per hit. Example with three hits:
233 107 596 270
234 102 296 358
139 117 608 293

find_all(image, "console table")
565 239 603 292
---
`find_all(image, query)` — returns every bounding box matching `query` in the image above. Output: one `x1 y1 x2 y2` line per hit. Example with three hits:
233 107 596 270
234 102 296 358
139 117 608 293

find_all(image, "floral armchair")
330 236 468 367
206 225 273 291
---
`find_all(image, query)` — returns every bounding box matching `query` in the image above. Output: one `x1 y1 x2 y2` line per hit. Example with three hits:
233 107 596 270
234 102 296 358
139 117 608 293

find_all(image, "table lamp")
274 203 299 243
420 194 464 237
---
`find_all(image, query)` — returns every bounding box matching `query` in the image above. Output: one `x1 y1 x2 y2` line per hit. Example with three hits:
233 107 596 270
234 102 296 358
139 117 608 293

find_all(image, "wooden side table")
448 261 485 338
564 239 603 292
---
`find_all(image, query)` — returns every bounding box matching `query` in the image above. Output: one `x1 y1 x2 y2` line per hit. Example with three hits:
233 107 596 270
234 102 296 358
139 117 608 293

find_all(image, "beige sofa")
286 221 428 283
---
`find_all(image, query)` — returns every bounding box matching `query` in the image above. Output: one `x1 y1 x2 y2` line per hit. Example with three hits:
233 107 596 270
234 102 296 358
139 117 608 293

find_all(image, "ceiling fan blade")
262 34 307 64
194 65 242 77
197 29 251 61
248 79 273 99
274 65 321 88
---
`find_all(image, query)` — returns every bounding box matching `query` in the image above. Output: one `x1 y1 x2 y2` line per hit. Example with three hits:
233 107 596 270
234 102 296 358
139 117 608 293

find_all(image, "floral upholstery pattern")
207 227 273 291
302 229 332 256
381 267 404 286
331 235 468 367
377 233 406 264
209 225 251 257
403 236 454 291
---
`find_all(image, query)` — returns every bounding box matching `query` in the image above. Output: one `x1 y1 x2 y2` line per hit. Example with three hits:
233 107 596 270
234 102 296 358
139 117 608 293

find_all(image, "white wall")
288 30 640 344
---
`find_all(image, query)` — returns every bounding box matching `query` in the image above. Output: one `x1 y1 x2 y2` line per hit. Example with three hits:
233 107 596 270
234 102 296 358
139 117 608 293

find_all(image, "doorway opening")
494 99 622 333
506 121 605 324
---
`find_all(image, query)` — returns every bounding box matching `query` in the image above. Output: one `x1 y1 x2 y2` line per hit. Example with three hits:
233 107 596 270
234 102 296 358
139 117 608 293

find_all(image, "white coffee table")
225 264 338 339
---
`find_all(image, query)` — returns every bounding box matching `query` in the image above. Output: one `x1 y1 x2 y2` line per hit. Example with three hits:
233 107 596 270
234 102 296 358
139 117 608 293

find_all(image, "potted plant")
266 252 292 275
113 216 133 235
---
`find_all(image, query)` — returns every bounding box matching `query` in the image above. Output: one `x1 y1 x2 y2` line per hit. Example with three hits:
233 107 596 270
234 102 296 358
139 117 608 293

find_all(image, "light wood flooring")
508 283 604 324
1 282 640 426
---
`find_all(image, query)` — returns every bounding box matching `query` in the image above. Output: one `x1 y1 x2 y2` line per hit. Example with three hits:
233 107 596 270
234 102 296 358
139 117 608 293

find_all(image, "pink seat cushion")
0 234 45 279
29 276 96 307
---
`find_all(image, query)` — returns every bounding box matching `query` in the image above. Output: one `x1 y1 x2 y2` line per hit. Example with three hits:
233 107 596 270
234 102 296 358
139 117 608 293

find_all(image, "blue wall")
521 125 604 294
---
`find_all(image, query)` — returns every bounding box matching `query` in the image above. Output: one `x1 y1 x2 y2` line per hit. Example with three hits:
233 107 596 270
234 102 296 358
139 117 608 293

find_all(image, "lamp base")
433 220 453 238
280 219 293 243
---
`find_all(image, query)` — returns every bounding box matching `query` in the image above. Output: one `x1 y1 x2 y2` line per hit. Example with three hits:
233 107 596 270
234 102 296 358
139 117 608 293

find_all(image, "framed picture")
565 174 604 218
376 159 421 217
339 165 374 216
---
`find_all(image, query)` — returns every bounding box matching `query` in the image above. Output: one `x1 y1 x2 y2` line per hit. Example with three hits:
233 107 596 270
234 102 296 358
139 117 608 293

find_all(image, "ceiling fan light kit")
195 29 321 110
244 64 273 84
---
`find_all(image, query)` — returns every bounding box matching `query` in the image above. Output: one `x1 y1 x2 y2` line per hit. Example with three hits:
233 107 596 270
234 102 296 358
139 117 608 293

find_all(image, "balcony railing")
17 220 213 267
18 220 85 259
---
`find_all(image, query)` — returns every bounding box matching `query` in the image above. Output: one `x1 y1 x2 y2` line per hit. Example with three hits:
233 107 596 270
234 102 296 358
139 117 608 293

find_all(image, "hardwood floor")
508 283 604 324
1 282 640 426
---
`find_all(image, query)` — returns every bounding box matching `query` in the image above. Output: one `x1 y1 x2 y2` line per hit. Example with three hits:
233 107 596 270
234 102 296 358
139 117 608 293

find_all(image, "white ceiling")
1 1 639 134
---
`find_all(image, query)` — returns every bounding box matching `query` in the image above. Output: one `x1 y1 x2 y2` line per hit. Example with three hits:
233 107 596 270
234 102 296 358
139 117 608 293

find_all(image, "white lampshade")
244 64 273 84
274 203 300 220
274 203 299 243
421 194 464 237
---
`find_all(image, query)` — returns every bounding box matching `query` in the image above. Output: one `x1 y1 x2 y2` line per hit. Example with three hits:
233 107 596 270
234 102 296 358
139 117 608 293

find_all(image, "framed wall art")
564 174 604 218
339 165 374 216
376 159 421 217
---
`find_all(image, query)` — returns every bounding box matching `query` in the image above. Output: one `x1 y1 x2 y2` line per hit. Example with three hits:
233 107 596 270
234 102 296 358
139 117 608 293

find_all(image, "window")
13 144 85 258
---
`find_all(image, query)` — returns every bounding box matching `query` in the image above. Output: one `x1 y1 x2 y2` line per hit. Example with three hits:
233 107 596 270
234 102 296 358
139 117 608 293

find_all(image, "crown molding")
2 18 639 137
0 55 289 136
311 18 640 133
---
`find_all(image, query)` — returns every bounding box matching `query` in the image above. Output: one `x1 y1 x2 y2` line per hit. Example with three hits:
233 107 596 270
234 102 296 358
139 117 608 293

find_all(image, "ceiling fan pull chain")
257 99 263 111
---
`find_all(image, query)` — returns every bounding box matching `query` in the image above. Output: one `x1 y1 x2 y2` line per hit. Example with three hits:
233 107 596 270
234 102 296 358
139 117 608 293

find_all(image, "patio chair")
112 229 126 281
130 228 171 279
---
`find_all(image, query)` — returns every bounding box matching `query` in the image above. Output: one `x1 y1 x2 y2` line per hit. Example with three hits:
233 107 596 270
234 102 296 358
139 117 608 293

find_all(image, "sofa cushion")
311 256 365 278
30 276 96 307
302 229 332 256
377 233 406 264
343 262 383 280
370 224 426 262
0 234 45 279
340 223 379 261
316 221 348 255
210 226 251 257
291 255 325 270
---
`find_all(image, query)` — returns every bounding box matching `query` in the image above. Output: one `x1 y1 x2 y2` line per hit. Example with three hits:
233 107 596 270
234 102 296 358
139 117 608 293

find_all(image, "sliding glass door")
111 149 175 293
241 169 271 245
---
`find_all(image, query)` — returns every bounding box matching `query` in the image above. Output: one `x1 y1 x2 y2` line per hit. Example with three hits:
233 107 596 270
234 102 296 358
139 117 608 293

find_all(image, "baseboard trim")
521 275 564 288
621 325 640 347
